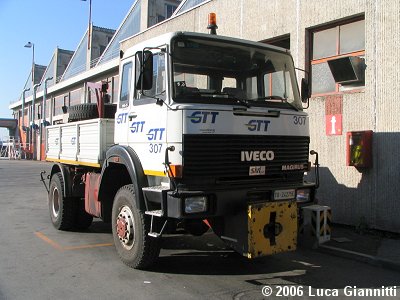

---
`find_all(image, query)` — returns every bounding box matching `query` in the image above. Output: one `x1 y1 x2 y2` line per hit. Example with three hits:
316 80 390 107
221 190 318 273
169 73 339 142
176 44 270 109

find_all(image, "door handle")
128 113 137 121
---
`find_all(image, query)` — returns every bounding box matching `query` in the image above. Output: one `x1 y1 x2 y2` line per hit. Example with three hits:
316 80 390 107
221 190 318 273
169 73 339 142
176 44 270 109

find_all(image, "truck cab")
113 31 315 259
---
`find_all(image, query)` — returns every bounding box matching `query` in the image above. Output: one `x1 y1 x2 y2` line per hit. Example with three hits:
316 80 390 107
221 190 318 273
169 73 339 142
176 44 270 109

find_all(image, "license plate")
249 166 266 176
274 189 295 200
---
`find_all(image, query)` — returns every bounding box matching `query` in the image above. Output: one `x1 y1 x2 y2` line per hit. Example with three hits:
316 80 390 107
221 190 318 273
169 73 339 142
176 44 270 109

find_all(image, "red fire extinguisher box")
346 130 373 168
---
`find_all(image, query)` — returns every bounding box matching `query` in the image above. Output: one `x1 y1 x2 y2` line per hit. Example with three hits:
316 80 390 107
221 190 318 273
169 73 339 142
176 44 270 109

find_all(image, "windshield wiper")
234 98 251 108
198 92 251 108
249 95 285 101
249 96 299 111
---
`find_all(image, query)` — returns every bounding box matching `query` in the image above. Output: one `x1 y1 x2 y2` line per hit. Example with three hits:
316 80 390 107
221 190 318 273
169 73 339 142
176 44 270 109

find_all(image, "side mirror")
135 50 153 91
301 78 310 103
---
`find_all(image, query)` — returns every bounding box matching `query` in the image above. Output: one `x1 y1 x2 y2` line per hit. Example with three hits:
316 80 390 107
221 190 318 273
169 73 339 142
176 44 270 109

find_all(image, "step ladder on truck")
43 14 325 269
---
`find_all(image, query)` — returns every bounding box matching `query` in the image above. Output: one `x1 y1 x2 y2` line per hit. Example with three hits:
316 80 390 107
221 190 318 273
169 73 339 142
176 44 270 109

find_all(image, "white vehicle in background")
45 15 319 269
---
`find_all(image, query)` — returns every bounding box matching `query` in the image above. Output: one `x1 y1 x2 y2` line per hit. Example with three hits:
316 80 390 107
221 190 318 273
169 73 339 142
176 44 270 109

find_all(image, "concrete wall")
122 0 400 232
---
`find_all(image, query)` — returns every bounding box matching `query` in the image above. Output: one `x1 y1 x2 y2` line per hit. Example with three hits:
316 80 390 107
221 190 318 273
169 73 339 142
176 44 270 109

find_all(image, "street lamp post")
24 41 35 159
24 42 35 84
40 77 53 160
43 77 53 127
31 83 41 160
81 0 92 50
21 88 30 132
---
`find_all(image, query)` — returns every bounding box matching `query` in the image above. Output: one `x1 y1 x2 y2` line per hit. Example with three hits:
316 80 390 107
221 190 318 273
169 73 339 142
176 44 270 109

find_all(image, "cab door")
127 50 168 176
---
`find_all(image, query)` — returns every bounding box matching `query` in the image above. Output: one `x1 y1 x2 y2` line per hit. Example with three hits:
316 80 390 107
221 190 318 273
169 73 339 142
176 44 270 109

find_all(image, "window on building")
173 0 206 16
46 99 50 119
37 104 42 120
70 88 82 106
99 45 106 56
310 18 365 96
262 34 290 50
165 4 177 19
64 94 70 108
53 95 64 116
35 103 41 120
157 15 166 23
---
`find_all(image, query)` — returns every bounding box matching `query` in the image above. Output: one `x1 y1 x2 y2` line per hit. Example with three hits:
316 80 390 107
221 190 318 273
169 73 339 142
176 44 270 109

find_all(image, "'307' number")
293 116 306 125
149 143 162 153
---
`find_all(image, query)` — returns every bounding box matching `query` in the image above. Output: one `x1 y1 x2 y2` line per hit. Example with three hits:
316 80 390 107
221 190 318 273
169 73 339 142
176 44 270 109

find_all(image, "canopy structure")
0 118 18 137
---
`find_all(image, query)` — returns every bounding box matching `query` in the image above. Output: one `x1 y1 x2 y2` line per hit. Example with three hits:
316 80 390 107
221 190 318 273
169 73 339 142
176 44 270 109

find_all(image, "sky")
0 0 135 138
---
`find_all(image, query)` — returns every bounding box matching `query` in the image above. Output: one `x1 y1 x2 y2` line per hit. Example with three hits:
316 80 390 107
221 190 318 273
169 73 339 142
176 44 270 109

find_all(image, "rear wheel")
48 172 75 230
111 184 160 269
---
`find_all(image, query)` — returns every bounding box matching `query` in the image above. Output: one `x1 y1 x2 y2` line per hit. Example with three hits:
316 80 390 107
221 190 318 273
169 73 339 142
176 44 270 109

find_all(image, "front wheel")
111 184 160 269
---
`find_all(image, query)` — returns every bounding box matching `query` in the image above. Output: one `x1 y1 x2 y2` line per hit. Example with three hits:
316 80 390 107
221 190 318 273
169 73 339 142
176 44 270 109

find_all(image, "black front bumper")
164 182 317 219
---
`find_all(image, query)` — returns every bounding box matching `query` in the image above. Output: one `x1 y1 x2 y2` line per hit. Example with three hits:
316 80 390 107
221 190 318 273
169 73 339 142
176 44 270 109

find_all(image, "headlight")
296 189 311 203
184 196 208 214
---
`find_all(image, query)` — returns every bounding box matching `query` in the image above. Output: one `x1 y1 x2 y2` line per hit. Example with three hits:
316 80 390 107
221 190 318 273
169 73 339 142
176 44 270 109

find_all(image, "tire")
68 103 117 122
68 103 98 122
48 172 75 230
75 199 93 230
111 184 160 269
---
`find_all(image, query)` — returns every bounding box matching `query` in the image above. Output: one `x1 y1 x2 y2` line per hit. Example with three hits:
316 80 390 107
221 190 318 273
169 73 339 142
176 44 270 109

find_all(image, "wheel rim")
116 205 135 250
52 187 60 218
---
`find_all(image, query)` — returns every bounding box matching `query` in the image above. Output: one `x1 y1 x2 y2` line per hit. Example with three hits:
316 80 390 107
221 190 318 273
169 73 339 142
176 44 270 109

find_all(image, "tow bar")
40 170 50 193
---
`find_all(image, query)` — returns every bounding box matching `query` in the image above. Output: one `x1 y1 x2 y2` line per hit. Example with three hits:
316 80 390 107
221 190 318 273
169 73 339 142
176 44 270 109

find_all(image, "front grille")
182 134 309 185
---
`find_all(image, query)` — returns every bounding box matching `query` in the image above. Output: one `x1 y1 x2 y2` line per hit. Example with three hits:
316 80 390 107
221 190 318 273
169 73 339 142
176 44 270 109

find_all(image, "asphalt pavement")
0 160 399 300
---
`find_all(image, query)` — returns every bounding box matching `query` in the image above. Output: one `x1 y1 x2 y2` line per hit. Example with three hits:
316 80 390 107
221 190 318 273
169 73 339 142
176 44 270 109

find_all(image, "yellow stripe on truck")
143 170 166 177
46 158 101 168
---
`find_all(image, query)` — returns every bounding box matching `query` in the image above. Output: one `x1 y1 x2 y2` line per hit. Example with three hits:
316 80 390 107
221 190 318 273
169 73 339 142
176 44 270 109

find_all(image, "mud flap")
247 200 297 258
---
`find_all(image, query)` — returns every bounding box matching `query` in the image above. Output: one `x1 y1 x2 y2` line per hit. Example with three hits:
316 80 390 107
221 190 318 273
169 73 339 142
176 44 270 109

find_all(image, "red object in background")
346 130 373 168
40 144 45 161
326 114 342 135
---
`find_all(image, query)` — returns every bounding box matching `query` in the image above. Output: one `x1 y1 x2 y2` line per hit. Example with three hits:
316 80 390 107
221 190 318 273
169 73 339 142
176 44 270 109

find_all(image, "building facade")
9 0 400 233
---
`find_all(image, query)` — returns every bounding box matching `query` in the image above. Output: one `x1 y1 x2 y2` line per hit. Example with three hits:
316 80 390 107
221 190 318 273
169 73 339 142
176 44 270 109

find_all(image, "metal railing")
0 136 30 160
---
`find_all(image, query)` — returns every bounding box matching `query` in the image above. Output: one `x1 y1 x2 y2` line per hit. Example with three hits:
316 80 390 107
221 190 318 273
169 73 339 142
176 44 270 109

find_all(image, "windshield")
171 37 302 110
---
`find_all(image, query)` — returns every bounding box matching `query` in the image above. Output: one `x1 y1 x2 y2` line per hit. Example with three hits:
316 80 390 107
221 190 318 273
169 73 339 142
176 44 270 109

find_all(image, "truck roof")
121 31 290 59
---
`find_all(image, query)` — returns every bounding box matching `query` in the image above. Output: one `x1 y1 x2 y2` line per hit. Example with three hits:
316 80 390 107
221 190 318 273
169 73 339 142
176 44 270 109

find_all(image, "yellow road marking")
35 231 113 251
35 231 64 251
64 243 113 250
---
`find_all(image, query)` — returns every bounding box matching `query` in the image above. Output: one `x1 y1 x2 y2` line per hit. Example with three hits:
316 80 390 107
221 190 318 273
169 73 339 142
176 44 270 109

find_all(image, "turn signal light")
169 165 183 178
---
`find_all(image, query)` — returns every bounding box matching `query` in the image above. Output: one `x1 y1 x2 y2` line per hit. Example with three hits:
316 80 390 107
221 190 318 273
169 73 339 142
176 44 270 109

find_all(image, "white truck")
45 22 318 269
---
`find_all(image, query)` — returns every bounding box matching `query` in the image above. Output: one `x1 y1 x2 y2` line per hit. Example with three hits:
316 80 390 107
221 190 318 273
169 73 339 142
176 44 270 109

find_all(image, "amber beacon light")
207 13 218 35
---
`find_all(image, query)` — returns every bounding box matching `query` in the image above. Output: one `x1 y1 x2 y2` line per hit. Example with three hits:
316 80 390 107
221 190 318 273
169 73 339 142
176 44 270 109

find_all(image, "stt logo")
188 111 219 124
246 120 271 131
147 128 165 141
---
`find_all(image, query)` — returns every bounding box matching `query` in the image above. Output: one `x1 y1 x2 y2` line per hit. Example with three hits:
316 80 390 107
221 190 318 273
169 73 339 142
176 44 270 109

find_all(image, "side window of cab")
119 62 133 108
